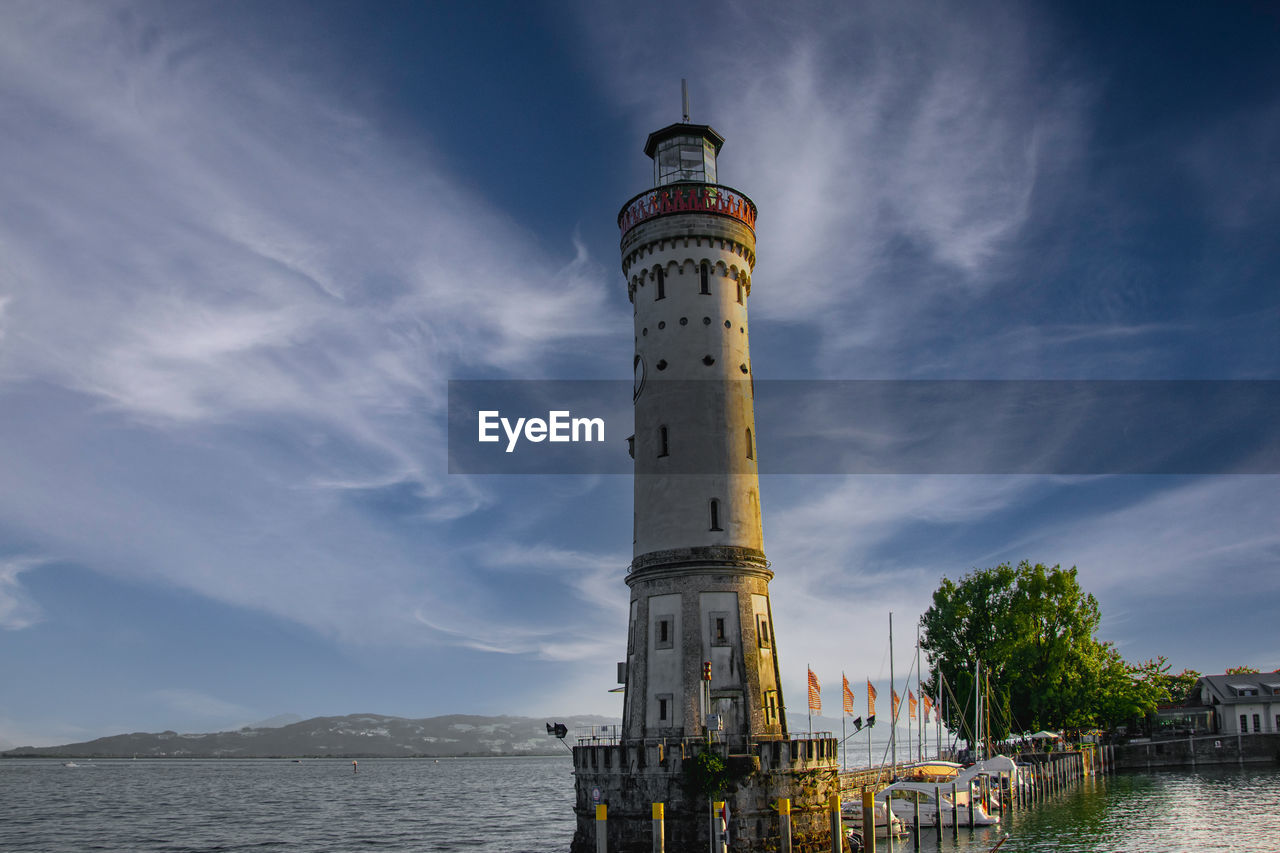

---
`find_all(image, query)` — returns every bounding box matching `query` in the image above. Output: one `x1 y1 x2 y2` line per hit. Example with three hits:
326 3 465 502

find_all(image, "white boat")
842 799 908 837
876 781 1001 827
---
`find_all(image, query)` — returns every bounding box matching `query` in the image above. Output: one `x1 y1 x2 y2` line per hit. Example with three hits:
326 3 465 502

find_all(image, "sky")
1 0 1277 749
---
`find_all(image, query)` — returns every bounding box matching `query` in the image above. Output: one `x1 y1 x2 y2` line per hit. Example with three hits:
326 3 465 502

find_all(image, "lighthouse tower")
570 103 839 853
622 120 781 745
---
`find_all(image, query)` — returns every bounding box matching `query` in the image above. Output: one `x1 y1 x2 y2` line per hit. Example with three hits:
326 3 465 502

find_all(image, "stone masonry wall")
571 738 842 853
1114 732 1280 770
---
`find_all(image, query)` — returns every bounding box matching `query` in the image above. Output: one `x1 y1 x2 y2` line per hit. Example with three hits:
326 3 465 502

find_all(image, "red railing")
618 182 757 237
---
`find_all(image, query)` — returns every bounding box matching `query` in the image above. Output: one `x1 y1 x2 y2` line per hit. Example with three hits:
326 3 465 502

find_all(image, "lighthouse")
570 99 840 852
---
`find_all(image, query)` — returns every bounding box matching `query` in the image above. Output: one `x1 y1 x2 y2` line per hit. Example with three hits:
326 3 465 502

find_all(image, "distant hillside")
2 713 618 758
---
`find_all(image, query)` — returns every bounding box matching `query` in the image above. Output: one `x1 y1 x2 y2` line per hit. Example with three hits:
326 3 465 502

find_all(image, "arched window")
709 498 722 531
656 267 665 300
736 282 744 304
700 261 710 295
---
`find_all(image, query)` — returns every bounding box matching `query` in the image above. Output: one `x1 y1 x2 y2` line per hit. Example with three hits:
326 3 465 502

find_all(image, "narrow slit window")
715 617 726 642
700 262 710 294
656 267 665 300
658 696 669 722
709 498 722 531
736 282 744 304
746 428 754 460
655 617 673 649
658 426 669 457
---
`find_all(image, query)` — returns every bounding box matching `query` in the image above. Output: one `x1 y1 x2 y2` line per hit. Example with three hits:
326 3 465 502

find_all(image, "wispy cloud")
0 2 626 649
0 556 45 630
579 0 1090 375
149 688 254 726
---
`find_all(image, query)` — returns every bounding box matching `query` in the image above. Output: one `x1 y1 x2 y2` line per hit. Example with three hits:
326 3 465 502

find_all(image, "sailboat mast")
916 625 923 763
974 659 981 760
889 612 896 774
985 669 993 761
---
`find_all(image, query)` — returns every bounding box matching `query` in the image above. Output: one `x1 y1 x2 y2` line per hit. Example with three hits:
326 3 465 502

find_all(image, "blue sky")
1 0 1277 748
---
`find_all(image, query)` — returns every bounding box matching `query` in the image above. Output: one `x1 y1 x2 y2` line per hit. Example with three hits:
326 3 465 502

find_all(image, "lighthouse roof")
643 122 725 158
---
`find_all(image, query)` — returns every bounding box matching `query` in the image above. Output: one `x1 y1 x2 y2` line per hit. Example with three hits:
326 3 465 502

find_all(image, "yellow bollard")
652 802 664 853
828 793 842 853
596 803 607 853
861 790 877 853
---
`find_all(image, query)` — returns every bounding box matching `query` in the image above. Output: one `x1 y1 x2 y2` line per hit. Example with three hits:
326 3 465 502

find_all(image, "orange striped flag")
891 689 900 720
807 667 821 713
909 689 918 717
866 680 877 717
922 693 933 719
842 674 855 715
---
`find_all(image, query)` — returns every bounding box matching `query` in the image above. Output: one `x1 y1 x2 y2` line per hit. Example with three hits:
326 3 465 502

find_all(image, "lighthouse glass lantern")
645 123 724 185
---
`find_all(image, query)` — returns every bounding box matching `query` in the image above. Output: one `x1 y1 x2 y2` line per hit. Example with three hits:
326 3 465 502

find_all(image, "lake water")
3 756 1279 851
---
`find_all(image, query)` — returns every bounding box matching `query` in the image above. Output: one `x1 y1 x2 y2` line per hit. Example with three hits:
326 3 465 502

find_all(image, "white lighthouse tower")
571 100 840 853
622 119 782 744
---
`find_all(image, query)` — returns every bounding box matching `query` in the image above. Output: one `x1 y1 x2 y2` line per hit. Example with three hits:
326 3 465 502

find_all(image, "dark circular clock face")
633 354 646 401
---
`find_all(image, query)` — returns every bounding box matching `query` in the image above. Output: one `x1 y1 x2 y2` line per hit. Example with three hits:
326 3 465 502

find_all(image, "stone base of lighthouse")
570 738 841 853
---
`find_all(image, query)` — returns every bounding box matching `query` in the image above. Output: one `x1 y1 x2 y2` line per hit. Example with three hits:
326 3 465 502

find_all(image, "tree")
920 561 1159 740
1162 667 1201 704
1224 665 1260 675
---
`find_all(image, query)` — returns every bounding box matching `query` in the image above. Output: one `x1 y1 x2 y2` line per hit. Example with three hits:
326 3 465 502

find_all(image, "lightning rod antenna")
681 79 690 122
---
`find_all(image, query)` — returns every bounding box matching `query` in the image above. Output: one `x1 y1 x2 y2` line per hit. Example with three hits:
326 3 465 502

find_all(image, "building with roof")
1156 671 1280 736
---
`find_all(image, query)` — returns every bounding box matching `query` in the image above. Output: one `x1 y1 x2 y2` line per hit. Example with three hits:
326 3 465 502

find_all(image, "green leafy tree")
1224 665 1260 675
920 561 1161 740
1162 667 1201 704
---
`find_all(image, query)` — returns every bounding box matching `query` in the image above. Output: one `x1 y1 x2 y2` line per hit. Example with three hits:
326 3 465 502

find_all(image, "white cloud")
579 0 1090 374
0 2 628 651
149 688 254 727
0 556 45 630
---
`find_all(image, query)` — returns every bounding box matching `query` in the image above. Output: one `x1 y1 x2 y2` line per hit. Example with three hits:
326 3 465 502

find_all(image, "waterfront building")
570 108 840 851
1157 672 1280 736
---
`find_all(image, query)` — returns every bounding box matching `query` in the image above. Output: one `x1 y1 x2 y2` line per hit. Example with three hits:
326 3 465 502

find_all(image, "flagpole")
808 663 813 739
840 672 846 773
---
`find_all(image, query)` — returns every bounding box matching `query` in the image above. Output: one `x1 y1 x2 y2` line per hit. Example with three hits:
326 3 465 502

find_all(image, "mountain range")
2 713 618 758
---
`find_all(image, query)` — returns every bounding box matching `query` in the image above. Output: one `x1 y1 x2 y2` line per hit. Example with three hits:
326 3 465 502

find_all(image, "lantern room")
643 122 725 186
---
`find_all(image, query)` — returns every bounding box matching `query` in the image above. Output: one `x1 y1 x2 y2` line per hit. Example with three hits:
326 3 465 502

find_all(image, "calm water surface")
3 757 1279 852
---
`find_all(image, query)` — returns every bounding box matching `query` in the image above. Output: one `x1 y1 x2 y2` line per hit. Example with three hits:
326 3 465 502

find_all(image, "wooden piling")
651 803 664 853
950 781 959 839
912 797 920 852
934 785 943 843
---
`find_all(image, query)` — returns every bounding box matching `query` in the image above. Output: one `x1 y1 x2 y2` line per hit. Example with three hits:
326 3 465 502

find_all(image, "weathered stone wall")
571 738 842 853
1114 732 1280 770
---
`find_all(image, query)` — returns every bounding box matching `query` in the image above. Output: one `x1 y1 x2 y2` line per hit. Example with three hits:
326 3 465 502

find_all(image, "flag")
842 674 855 715
922 693 933 720
807 667 821 713
891 689 900 720
909 689 918 717
866 680 877 717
